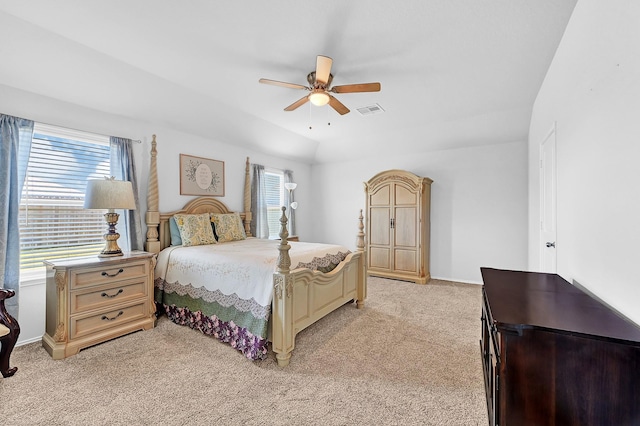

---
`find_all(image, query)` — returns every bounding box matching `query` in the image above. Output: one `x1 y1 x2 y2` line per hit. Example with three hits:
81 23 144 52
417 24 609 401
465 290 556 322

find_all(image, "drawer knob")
101 268 124 278
101 289 124 299
101 311 124 321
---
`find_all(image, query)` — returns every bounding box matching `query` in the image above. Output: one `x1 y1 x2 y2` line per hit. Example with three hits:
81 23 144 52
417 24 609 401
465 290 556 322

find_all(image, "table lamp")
84 177 136 257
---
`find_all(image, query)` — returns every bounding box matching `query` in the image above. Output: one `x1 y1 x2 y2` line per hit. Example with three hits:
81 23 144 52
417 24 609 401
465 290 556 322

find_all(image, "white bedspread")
155 238 350 307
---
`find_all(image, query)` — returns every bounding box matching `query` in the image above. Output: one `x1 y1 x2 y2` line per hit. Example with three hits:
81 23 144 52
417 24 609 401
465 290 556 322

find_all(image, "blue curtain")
284 170 296 236
110 137 143 251
250 164 269 239
0 114 34 319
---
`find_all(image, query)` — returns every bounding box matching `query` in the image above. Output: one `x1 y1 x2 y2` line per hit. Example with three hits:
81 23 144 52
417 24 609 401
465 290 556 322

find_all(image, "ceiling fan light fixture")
309 91 330 106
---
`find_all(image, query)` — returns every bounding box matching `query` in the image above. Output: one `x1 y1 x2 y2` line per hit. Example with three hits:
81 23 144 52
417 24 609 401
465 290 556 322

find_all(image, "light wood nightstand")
42 251 156 359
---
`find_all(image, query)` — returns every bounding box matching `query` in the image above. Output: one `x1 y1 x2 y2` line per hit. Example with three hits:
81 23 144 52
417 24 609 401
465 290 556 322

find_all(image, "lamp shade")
309 92 330 107
284 182 297 191
84 178 136 210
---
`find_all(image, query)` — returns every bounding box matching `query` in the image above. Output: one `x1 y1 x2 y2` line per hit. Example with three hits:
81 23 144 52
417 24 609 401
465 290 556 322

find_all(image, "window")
19 124 111 271
264 170 284 239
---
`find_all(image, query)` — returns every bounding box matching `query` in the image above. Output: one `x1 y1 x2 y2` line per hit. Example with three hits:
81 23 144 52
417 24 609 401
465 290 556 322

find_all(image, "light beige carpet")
1 277 487 425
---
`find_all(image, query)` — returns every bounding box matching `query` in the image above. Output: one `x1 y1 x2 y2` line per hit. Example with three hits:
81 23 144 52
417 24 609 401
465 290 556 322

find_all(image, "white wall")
1 85 312 344
529 0 640 324
310 141 528 284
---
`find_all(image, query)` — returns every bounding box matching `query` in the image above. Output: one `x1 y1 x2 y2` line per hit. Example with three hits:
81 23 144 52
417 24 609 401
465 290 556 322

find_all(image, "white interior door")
540 124 557 273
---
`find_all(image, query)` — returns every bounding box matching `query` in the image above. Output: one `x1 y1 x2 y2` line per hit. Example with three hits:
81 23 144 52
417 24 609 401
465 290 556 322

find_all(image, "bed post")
356 209 367 309
145 135 161 254
272 207 294 367
243 157 253 236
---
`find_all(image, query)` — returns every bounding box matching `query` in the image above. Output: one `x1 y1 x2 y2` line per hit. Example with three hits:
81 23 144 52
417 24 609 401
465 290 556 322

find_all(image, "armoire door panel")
369 247 391 269
394 249 417 273
370 185 391 206
394 207 417 247
369 208 390 245
395 185 417 205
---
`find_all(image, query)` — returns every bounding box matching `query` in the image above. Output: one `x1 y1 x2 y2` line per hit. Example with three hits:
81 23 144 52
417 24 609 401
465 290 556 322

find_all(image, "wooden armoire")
364 170 432 284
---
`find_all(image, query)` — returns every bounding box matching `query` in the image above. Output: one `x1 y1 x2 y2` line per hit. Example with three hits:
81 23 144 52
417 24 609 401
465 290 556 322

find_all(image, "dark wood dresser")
480 267 640 426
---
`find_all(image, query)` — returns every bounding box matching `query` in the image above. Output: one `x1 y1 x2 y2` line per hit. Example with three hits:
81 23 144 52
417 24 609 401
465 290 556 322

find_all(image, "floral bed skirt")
156 278 269 360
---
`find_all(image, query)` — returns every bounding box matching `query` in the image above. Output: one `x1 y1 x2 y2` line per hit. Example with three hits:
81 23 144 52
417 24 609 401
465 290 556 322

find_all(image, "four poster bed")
143 136 367 366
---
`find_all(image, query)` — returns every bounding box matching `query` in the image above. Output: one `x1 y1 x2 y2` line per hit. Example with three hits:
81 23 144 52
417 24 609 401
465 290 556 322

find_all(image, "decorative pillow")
174 213 216 247
169 216 182 246
211 213 246 243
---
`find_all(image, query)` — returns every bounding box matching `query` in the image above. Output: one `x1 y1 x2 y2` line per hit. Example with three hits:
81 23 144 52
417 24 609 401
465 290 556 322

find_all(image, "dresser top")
43 251 154 269
481 267 640 344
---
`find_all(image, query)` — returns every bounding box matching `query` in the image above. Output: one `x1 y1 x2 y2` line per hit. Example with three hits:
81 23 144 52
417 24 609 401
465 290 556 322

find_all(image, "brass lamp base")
99 212 124 257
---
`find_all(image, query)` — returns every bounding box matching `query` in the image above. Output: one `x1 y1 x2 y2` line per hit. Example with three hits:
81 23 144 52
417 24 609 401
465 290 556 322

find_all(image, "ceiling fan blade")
315 55 333 86
259 78 308 90
331 82 381 93
284 96 310 111
328 95 350 115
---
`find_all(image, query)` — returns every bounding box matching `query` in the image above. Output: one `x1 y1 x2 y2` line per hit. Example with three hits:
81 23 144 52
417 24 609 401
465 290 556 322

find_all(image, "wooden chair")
0 288 20 377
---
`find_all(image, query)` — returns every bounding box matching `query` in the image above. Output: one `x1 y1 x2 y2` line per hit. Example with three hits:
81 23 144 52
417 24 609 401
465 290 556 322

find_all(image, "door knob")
546 242 556 248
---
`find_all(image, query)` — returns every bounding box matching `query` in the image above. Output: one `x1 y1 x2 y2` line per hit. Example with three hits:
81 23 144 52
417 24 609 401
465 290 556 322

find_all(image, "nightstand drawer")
70 278 148 314
70 260 149 289
70 300 150 340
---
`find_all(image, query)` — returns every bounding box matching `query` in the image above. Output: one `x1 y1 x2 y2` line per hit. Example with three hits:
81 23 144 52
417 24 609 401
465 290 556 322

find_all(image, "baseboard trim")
431 276 482 285
17 336 42 347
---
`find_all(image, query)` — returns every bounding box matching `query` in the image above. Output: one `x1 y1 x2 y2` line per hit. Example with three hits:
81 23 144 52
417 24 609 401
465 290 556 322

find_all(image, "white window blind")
264 171 284 238
19 124 111 270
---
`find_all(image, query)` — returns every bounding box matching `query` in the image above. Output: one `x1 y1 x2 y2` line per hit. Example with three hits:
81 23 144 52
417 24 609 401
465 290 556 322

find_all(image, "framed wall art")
179 154 225 196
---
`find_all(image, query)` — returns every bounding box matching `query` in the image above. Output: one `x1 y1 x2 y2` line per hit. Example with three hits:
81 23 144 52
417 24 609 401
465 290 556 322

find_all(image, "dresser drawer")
70 278 148 315
70 260 149 289
70 300 150 340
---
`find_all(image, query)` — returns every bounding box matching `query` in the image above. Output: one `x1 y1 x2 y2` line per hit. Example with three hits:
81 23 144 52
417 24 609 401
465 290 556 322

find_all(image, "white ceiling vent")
357 103 385 116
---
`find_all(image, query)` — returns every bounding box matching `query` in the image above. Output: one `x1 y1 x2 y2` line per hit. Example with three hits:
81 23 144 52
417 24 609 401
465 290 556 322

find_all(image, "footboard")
271 208 367 367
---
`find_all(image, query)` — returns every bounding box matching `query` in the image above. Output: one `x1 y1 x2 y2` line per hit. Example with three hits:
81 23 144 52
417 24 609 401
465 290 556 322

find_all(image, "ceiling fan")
259 55 381 115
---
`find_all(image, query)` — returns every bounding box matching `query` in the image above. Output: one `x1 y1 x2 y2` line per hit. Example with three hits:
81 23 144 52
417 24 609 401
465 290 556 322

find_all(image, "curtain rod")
112 137 142 143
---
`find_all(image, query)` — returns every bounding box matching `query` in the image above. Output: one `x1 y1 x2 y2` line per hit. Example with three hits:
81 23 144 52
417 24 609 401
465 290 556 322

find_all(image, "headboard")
158 197 250 251
144 136 253 254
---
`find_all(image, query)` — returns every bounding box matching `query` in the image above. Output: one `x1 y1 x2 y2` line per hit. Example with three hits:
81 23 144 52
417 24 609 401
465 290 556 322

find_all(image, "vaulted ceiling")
0 1 577 163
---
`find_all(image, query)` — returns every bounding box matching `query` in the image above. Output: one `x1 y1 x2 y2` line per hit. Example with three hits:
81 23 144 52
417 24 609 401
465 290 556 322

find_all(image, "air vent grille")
357 103 385 116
